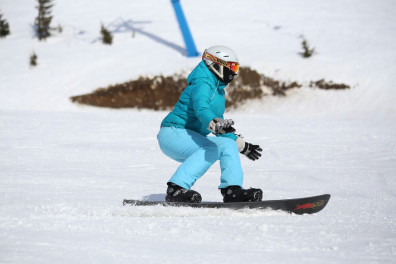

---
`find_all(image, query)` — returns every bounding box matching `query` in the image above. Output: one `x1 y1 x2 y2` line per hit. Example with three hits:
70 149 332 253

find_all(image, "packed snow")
1 0 395 263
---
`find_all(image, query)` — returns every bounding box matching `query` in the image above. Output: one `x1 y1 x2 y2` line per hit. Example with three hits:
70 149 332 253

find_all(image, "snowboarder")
157 45 263 203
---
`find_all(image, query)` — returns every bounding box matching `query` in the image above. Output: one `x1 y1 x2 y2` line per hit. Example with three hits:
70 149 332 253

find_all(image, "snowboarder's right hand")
208 118 235 134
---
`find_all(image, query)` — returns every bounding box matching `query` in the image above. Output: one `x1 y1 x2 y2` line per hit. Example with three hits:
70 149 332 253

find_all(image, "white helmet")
202 45 240 84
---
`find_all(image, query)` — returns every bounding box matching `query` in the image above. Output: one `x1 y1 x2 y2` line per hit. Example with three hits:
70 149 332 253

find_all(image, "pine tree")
300 38 315 58
30 51 38 67
100 23 113 45
35 0 54 40
0 11 11 38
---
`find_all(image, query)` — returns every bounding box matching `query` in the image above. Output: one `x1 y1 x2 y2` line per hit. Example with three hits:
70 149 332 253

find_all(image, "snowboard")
123 194 331 215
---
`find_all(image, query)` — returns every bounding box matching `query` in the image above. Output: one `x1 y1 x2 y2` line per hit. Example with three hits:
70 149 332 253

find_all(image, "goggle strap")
203 51 239 74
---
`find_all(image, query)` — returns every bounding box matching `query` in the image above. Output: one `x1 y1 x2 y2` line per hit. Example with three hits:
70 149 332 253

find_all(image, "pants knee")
202 142 219 162
216 137 238 154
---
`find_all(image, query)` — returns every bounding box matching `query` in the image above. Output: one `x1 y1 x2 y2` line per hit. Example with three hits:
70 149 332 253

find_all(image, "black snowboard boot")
166 183 202 203
221 186 263 203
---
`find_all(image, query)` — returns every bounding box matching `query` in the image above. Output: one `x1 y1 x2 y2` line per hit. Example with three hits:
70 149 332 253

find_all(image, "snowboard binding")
166 183 202 203
221 186 263 203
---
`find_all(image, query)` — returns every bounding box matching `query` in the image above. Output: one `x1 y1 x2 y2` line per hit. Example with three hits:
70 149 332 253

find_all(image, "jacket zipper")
210 80 219 101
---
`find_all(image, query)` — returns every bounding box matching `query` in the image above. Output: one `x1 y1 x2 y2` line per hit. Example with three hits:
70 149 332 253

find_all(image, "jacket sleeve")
216 133 238 140
191 82 217 129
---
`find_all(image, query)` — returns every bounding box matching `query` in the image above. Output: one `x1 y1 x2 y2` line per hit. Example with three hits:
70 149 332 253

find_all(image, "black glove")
208 118 236 134
240 142 262 161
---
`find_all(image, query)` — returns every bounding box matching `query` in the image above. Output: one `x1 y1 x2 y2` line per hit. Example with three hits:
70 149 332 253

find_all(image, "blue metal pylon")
170 0 199 57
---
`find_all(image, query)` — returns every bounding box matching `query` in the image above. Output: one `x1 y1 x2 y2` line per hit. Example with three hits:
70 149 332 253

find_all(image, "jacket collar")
198 61 227 90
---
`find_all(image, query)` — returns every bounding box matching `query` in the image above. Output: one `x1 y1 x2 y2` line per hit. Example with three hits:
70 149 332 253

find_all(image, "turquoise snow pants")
157 127 243 189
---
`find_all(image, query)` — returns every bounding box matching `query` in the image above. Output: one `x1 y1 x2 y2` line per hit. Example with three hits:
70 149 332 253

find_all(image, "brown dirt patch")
70 67 350 110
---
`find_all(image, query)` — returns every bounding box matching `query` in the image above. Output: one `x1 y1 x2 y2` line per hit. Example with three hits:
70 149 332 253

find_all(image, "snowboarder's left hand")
236 137 262 161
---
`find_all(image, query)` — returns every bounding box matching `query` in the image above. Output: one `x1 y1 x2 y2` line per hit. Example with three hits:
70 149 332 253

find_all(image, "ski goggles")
203 51 240 74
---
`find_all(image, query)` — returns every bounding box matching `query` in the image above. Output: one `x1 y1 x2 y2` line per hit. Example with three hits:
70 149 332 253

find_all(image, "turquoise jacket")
161 61 237 141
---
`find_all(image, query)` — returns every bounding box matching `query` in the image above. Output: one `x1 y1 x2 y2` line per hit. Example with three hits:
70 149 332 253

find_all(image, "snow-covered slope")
0 0 395 263
1 110 395 263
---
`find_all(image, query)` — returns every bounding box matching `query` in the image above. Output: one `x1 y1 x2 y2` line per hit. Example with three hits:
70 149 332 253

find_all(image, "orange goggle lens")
228 62 239 74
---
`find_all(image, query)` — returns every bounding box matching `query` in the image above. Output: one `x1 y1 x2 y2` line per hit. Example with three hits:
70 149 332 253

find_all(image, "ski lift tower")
170 0 199 57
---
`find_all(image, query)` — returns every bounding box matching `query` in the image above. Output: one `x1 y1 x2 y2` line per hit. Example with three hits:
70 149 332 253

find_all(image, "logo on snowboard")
294 200 325 211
